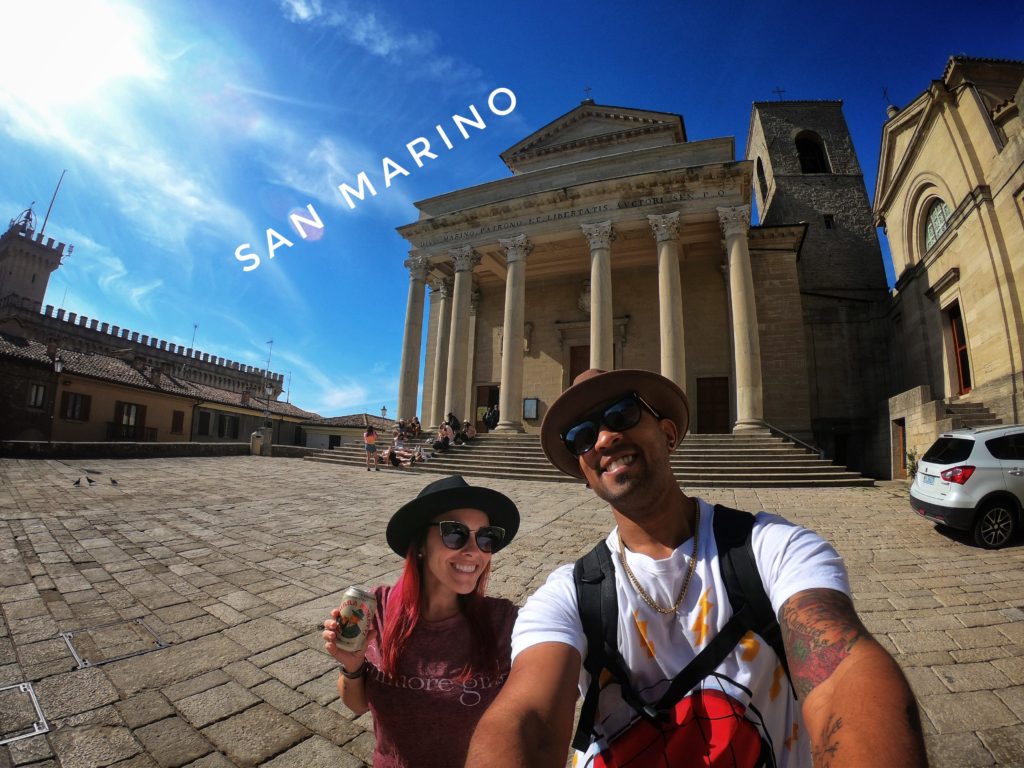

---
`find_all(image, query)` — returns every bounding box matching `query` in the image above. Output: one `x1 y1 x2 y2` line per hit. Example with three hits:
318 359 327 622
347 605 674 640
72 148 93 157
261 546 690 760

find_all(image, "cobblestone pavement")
0 456 1022 767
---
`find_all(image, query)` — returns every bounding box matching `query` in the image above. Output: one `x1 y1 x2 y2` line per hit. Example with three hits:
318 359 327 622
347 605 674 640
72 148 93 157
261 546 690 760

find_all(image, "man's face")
574 394 679 509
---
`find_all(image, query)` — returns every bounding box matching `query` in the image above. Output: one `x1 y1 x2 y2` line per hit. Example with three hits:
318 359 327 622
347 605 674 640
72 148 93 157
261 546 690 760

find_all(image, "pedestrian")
468 369 926 767
322 476 520 768
364 424 378 472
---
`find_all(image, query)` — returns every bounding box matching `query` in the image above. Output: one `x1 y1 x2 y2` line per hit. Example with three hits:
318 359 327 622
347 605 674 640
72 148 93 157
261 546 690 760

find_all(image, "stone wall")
0 441 252 459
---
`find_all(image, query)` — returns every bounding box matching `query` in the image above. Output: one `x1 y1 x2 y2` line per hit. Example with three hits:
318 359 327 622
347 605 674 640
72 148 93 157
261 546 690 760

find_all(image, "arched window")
756 157 769 202
924 198 952 250
795 131 831 173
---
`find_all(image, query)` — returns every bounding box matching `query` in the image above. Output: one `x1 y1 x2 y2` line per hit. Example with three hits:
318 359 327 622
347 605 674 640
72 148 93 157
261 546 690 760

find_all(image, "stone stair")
304 432 872 487
942 399 1002 431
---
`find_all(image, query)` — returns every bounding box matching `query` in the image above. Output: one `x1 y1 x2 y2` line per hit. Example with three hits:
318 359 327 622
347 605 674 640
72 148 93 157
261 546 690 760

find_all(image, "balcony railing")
105 423 158 442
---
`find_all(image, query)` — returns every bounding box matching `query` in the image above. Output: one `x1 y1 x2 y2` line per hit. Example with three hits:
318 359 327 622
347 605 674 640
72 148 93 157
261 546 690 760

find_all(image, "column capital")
581 220 616 250
647 211 681 243
403 252 432 281
449 245 481 272
498 234 533 264
717 205 751 238
431 277 453 299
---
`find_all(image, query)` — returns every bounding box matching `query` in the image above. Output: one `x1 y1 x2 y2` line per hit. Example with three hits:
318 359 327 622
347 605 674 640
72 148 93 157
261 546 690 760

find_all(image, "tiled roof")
305 413 397 430
187 382 317 419
0 333 318 420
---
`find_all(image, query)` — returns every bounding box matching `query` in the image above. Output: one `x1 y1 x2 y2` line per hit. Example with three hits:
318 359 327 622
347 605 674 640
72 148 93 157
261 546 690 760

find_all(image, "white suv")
910 425 1024 549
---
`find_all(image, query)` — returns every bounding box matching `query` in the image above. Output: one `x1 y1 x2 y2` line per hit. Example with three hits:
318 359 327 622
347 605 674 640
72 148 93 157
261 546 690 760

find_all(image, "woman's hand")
322 607 377 673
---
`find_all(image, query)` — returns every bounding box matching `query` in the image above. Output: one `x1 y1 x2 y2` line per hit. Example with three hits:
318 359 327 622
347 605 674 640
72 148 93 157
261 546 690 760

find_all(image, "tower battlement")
0 221 69 258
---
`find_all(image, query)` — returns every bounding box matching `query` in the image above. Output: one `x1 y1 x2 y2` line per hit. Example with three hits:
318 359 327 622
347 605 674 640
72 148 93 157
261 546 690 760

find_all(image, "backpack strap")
572 542 614 752
571 542 651 751
712 504 795 698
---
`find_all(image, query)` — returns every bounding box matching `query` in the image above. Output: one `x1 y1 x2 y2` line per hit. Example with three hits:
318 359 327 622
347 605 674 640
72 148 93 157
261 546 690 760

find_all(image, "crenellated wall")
0 295 285 396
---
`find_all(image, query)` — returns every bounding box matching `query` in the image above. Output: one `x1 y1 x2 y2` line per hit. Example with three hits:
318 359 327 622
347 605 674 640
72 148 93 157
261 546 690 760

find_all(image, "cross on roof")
583 86 593 100
772 86 786 100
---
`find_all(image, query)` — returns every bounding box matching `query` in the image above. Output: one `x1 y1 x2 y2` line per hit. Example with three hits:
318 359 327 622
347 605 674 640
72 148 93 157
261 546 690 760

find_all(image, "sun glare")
0 0 160 110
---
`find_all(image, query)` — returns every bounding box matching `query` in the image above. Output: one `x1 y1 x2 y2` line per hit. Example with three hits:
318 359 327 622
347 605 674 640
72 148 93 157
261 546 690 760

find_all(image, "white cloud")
276 0 482 85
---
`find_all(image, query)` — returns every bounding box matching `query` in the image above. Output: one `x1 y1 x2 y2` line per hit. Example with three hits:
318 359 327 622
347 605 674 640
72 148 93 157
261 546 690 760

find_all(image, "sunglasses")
560 392 662 457
429 521 507 553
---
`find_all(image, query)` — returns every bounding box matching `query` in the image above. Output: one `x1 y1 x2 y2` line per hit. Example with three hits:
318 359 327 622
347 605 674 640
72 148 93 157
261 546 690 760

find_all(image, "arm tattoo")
780 589 866 699
811 714 842 767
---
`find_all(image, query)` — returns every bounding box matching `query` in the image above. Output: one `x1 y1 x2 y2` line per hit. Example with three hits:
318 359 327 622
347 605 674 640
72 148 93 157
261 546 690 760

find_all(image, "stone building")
0 210 286 399
0 210 317 446
747 101 892 472
876 57 1024 476
0 332 315 445
393 99 890 474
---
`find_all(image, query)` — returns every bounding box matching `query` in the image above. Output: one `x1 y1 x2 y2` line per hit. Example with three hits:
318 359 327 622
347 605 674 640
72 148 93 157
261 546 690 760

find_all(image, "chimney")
241 391 251 406
151 366 162 386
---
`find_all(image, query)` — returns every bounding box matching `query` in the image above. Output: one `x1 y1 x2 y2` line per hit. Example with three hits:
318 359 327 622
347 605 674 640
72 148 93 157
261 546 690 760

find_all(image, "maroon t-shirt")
363 585 518 768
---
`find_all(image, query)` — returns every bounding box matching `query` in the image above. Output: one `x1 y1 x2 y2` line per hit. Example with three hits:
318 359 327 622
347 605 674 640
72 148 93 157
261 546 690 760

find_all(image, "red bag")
593 690 766 768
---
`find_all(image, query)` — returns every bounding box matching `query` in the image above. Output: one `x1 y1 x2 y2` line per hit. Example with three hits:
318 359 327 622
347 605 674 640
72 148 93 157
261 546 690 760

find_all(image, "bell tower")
0 207 69 313
746 101 891 474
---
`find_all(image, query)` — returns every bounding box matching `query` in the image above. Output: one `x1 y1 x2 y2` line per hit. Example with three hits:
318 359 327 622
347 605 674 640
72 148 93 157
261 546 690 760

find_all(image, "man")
467 369 926 767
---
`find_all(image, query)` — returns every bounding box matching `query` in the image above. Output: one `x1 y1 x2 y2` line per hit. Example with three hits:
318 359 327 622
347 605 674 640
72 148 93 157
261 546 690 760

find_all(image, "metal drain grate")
59 617 168 669
0 682 49 746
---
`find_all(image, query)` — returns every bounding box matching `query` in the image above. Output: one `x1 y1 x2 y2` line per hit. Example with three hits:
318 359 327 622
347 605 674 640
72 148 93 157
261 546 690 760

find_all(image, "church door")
569 345 590 387
696 377 730 434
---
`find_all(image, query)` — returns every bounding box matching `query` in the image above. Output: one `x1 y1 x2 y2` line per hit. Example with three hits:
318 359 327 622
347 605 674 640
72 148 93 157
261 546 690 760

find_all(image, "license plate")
922 474 935 486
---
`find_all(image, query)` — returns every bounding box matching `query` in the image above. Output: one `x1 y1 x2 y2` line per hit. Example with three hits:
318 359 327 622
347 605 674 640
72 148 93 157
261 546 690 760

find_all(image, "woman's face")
421 507 492 598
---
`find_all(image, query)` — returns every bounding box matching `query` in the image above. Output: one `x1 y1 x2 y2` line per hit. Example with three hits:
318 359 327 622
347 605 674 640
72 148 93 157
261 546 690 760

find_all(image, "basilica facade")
393 98 892 475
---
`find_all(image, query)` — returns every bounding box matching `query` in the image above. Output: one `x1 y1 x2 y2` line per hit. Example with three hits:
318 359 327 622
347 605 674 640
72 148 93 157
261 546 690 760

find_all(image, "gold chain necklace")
618 503 700 615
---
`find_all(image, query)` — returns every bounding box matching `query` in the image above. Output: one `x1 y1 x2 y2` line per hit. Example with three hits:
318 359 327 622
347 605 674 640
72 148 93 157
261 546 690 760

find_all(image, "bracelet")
340 661 366 680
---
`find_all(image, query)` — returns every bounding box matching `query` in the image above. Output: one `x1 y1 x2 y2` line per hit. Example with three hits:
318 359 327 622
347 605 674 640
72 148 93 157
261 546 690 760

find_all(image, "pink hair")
377 540 500 681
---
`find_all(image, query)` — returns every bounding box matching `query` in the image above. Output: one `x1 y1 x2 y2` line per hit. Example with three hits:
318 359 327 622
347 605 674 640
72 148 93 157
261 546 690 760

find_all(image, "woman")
363 424 378 471
322 475 520 768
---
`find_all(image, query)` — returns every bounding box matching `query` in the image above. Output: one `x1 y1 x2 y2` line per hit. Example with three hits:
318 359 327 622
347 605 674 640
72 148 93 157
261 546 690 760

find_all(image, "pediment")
501 102 686 174
874 93 931 213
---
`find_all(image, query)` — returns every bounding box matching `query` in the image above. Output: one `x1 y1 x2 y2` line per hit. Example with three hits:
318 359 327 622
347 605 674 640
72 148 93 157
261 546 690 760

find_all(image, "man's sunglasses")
560 392 662 457
429 521 507 553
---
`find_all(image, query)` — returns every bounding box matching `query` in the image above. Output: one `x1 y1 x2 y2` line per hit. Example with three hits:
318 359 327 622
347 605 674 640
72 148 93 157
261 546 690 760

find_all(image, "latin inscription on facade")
412 189 728 248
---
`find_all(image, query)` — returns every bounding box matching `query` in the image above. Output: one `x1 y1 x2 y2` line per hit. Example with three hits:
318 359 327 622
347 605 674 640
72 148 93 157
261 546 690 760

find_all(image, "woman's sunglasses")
429 521 507 553
560 392 662 457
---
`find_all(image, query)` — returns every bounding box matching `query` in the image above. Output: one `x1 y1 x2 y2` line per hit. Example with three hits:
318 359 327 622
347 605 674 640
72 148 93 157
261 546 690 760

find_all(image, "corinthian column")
443 246 481 422
397 253 431 420
496 234 532 432
582 221 616 370
649 212 686 387
718 205 766 431
428 279 452 429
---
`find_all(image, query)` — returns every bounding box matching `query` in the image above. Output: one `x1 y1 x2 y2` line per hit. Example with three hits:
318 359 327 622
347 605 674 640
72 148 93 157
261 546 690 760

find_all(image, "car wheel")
972 502 1017 549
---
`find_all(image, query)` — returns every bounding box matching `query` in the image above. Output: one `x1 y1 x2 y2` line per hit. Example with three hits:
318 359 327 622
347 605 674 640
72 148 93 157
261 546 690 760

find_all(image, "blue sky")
1 0 1020 418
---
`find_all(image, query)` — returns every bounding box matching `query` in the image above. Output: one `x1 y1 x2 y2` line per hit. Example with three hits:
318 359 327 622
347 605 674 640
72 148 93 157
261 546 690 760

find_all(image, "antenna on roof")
582 85 594 104
772 86 786 101
40 169 67 237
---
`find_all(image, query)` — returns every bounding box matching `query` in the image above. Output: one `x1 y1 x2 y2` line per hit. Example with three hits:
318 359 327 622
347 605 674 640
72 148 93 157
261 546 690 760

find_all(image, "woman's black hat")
385 475 520 557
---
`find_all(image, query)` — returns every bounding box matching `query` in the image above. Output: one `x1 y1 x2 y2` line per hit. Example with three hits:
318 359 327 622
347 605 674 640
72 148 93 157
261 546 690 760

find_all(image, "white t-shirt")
511 499 851 768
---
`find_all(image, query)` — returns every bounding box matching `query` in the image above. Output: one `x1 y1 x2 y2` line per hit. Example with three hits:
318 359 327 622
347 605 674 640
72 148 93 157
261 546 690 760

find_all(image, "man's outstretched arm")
780 588 927 768
465 642 581 768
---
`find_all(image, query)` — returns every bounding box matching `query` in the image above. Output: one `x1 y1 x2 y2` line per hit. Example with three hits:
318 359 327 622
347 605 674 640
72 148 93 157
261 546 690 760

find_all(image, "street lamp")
264 383 273 428
380 405 387 421
48 354 64 445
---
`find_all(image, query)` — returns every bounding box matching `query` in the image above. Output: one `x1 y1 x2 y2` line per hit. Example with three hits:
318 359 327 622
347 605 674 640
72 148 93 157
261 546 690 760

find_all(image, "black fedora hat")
385 475 520 557
540 368 691 479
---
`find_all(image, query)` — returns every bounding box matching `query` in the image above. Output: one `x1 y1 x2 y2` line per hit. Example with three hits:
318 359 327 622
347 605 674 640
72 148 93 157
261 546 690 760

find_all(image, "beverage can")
334 586 377 652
